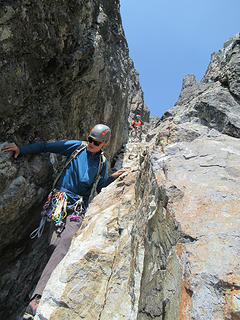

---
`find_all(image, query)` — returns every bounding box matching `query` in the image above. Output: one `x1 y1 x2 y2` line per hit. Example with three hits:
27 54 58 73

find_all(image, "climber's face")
88 137 105 154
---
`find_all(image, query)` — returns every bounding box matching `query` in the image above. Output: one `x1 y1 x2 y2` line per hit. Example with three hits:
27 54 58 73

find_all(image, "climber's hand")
112 169 128 179
2 143 20 158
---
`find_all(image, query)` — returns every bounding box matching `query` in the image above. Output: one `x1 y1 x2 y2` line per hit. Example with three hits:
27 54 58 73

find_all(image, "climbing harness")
30 142 106 239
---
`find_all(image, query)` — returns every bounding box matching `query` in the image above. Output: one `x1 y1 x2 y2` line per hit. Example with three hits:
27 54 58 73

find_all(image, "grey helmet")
89 124 111 142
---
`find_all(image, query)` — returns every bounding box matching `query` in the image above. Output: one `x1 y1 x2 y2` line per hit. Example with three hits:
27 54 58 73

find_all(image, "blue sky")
120 0 240 117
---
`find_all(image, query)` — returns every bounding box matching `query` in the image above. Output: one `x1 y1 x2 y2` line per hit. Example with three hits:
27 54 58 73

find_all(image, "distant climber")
131 114 144 141
2 124 127 319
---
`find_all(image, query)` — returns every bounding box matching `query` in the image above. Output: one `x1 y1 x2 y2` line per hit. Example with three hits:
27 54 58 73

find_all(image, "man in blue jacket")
3 124 126 319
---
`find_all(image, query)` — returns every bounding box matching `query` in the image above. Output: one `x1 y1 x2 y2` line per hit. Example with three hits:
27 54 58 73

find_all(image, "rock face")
161 34 240 138
0 0 148 150
35 34 240 320
0 1 148 319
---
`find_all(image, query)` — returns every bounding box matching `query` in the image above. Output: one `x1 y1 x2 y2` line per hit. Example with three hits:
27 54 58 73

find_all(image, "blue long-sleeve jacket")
19 140 114 206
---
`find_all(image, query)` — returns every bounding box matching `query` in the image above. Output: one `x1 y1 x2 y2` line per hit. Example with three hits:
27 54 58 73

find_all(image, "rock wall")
0 0 148 151
35 34 240 320
0 1 148 319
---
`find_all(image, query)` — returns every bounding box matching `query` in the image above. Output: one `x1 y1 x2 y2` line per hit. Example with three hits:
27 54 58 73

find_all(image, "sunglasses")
88 137 102 146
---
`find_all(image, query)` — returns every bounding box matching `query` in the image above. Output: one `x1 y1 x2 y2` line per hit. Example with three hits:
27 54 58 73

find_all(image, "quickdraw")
42 191 68 223
69 197 84 221
30 190 68 239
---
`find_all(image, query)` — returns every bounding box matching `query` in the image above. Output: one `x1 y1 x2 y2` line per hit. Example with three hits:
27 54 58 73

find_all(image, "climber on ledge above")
131 114 144 141
2 124 127 319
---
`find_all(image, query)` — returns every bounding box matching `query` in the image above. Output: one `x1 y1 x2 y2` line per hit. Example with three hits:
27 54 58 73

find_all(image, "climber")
2 124 127 319
131 114 144 141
